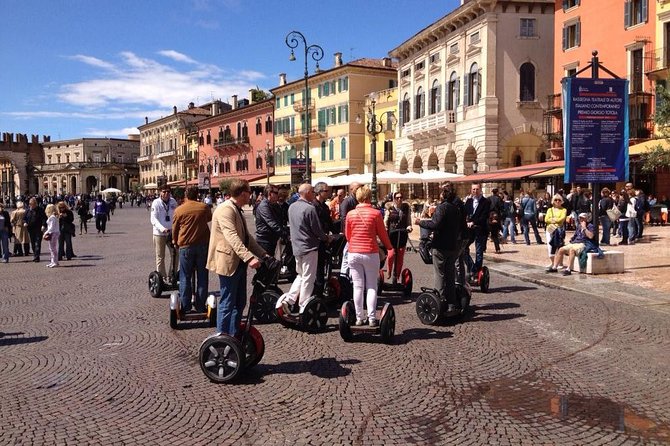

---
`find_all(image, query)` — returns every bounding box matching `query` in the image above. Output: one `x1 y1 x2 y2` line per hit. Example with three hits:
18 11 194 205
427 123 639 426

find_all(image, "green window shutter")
329 140 334 160
318 109 325 131
562 26 567 50
318 85 322 98
344 104 348 123
290 116 295 135
337 106 342 123
338 78 342 92
344 77 348 90
321 142 326 161
464 75 470 106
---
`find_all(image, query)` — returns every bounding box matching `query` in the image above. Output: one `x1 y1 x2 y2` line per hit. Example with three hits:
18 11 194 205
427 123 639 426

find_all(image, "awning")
529 167 565 178
629 138 670 156
167 179 187 187
249 174 292 186
452 160 563 183
143 183 158 189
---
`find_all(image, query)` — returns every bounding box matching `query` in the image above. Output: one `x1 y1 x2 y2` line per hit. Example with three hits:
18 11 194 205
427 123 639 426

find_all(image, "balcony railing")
137 154 153 163
213 136 250 149
156 149 177 159
401 110 456 140
645 47 670 74
546 93 562 112
283 128 326 144
365 152 394 164
293 99 315 113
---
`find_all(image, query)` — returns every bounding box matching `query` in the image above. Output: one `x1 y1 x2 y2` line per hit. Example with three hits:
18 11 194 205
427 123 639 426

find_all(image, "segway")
338 300 396 344
322 234 351 306
415 282 472 325
275 293 329 332
377 228 413 298
198 257 281 383
468 266 490 293
277 232 297 284
148 235 178 298
169 291 218 329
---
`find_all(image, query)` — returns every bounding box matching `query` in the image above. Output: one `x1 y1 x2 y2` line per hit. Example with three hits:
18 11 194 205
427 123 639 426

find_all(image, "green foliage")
218 178 234 194
640 143 670 173
251 87 269 102
646 82 670 173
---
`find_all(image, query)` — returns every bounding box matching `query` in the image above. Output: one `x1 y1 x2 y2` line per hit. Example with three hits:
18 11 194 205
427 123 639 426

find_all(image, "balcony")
213 136 250 151
546 93 562 114
283 128 327 144
293 99 315 113
401 110 456 141
137 154 153 163
365 152 394 164
645 47 670 80
156 149 177 159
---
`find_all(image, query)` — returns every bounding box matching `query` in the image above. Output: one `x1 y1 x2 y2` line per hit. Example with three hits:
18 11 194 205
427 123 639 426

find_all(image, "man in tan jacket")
207 179 267 337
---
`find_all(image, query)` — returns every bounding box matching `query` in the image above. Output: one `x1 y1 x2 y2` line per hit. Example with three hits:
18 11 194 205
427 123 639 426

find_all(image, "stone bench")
572 250 624 275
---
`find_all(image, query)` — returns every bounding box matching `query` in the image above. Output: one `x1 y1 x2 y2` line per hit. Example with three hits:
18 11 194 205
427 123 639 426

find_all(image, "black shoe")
562 269 572 276
33 258 40 262
546 267 558 273
446 304 458 313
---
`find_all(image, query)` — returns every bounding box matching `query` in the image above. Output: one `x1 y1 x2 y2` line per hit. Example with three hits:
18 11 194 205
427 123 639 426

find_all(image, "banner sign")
562 77 629 183
198 172 210 189
290 157 306 186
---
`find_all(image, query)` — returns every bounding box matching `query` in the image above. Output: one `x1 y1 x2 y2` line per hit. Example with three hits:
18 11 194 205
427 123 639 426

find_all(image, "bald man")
278 183 331 313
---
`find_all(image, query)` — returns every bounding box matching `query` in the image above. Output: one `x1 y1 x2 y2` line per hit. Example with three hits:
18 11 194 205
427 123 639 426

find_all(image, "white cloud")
68 55 115 70
4 108 169 121
158 50 197 64
82 127 140 137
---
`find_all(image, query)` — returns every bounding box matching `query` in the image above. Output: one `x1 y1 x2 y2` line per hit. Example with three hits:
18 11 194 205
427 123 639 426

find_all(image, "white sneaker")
355 319 365 326
281 301 291 315
369 318 378 327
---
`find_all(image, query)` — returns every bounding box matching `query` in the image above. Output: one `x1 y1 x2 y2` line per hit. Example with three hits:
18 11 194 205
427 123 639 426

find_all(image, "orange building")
545 0 657 160
196 95 274 189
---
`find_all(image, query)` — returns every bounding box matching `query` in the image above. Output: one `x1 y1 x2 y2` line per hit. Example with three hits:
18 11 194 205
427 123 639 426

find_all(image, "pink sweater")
345 203 393 254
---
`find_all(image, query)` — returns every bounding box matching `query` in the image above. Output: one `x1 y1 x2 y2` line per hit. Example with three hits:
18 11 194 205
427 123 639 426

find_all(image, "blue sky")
0 0 460 141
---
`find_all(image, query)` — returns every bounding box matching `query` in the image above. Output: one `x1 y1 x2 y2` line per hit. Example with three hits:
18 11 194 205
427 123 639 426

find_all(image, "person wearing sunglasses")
383 192 413 280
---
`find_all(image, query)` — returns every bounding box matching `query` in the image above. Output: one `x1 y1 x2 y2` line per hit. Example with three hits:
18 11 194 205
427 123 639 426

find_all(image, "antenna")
349 47 355 61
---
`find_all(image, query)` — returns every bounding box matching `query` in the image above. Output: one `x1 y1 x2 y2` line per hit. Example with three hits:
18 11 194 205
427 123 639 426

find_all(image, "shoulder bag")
606 206 621 222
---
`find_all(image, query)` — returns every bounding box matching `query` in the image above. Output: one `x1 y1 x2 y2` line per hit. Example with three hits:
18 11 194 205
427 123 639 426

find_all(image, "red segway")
338 300 396 344
377 228 413 298
198 257 280 383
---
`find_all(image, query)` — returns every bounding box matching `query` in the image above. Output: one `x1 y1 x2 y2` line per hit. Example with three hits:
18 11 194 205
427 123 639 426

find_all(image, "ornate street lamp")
357 92 397 205
265 139 273 186
286 30 323 184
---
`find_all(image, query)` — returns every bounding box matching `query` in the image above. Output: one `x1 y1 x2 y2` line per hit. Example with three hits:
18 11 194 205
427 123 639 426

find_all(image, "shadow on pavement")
484 285 537 294
394 328 453 345
472 302 521 311
0 332 49 347
468 312 526 323
256 357 361 380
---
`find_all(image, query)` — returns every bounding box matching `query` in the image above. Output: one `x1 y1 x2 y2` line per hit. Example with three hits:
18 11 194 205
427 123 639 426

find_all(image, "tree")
251 87 269 102
218 178 234 194
645 82 670 173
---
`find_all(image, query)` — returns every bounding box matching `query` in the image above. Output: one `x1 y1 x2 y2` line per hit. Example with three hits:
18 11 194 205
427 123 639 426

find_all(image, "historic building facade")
390 0 555 195
33 137 140 195
195 94 274 189
0 132 48 198
268 53 397 184
137 101 229 189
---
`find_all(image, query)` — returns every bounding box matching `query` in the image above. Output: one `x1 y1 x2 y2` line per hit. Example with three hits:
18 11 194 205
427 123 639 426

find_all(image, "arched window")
255 118 262 135
414 87 425 119
401 93 411 125
321 141 326 161
465 63 481 106
206 131 211 145
339 138 346 159
242 121 248 139
236 122 242 140
430 80 441 114
275 149 282 166
520 62 535 101
265 116 273 133
448 72 459 110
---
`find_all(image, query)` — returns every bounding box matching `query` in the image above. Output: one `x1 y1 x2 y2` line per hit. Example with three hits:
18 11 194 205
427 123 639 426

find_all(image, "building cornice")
271 63 396 95
196 99 274 127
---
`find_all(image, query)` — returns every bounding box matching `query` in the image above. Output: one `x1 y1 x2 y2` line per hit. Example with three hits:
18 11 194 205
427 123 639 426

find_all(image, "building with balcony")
390 0 555 196
196 93 274 188
268 53 397 185
137 101 230 189
362 87 398 199
545 0 657 162
33 136 140 195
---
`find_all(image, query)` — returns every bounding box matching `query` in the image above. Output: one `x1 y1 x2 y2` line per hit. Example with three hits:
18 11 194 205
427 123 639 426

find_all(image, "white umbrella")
418 170 463 182
101 187 122 194
143 183 158 189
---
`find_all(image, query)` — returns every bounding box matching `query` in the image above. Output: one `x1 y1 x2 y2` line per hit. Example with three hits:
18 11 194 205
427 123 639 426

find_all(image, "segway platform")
338 301 395 344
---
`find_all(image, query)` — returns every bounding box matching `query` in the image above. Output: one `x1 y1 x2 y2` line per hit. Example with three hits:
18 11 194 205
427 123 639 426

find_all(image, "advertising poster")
290 157 306 186
562 77 629 183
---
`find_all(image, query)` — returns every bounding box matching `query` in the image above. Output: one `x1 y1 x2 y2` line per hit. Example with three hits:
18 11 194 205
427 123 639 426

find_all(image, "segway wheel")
239 322 265 368
254 291 280 324
338 301 355 342
377 270 385 296
169 308 179 329
416 291 443 326
301 298 328 332
456 283 472 317
479 266 490 293
401 268 413 298
148 271 163 298
380 303 396 344
199 335 245 383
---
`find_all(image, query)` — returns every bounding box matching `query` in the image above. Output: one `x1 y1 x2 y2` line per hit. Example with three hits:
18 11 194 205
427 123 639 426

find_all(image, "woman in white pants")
345 186 393 326
44 204 61 268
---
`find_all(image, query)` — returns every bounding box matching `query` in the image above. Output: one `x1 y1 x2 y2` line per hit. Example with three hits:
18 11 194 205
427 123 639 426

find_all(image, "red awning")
453 160 563 182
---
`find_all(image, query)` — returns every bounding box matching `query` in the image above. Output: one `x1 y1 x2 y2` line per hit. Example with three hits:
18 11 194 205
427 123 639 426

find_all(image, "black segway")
415 283 472 325
198 257 281 383
468 266 490 293
148 235 178 298
338 300 395 344
168 291 218 329
275 293 329 333
377 228 413 298
277 232 297 284
322 234 351 306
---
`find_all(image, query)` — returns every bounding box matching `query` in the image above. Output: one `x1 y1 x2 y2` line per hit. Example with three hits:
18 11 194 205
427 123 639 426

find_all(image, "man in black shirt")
463 183 490 278
254 185 284 257
23 197 47 262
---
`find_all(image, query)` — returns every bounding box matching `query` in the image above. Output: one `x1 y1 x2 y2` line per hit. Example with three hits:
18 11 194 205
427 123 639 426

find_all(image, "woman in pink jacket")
345 186 393 326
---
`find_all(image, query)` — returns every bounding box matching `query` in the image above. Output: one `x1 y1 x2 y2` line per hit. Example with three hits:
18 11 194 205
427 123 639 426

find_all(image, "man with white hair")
279 183 331 313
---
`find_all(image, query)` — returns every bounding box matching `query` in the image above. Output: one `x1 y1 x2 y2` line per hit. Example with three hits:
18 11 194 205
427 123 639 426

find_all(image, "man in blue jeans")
172 186 211 314
463 183 490 279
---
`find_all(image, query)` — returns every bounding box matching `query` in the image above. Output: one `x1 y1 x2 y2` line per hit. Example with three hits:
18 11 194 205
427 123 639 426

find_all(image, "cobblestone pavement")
1 206 669 445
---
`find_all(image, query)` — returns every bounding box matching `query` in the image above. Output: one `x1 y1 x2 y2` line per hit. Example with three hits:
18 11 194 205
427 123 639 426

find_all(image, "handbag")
418 237 433 264
606 207 621 222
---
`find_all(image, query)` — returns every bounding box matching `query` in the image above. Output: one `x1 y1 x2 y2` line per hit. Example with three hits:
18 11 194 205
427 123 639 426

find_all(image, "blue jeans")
0 229 9 261
522 215 543 244
178 243 209 313
628 217 639 242
502 217 515 242
217 263 248 337
599 216 611 245
464 232 487 275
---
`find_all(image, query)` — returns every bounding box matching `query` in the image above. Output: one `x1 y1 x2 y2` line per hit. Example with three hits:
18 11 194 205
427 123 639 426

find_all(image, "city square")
1 206 669 445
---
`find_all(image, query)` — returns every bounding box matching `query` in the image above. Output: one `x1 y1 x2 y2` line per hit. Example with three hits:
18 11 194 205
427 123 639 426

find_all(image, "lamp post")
265 139 273 186
358 92 396 205
286 30 323 184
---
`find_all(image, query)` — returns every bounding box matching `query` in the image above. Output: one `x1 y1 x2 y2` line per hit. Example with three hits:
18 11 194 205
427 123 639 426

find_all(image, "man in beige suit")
207 179 267 337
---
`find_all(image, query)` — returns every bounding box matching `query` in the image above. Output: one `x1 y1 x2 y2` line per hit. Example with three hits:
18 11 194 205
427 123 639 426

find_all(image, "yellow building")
267 53 397 186
647 0 670 136
362 87 397 200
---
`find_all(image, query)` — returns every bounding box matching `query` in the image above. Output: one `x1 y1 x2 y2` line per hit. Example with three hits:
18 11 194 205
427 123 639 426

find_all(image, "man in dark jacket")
416 183 462 312
24 197 47 262
313 182 332 295
254 184 283 257
463 182 490 278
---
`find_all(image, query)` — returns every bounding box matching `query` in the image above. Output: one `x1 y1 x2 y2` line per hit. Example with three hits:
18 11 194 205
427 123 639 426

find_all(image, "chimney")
173 106 177 115
383 57 391 67
334 52 343 67
279 73 287 86
232 94 238 110
188 102 195 109
249 88 255 104
211 101 219 116
145 117 148 125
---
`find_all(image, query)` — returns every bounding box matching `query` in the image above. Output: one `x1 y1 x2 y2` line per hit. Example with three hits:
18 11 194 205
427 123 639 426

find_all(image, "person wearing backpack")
520 191 543 245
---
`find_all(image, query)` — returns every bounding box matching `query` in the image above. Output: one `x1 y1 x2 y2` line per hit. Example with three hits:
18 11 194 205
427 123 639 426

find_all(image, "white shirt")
150 197 177 236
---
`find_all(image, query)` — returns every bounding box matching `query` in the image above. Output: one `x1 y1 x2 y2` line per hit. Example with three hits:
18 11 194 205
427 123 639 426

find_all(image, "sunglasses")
394 196 403 199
